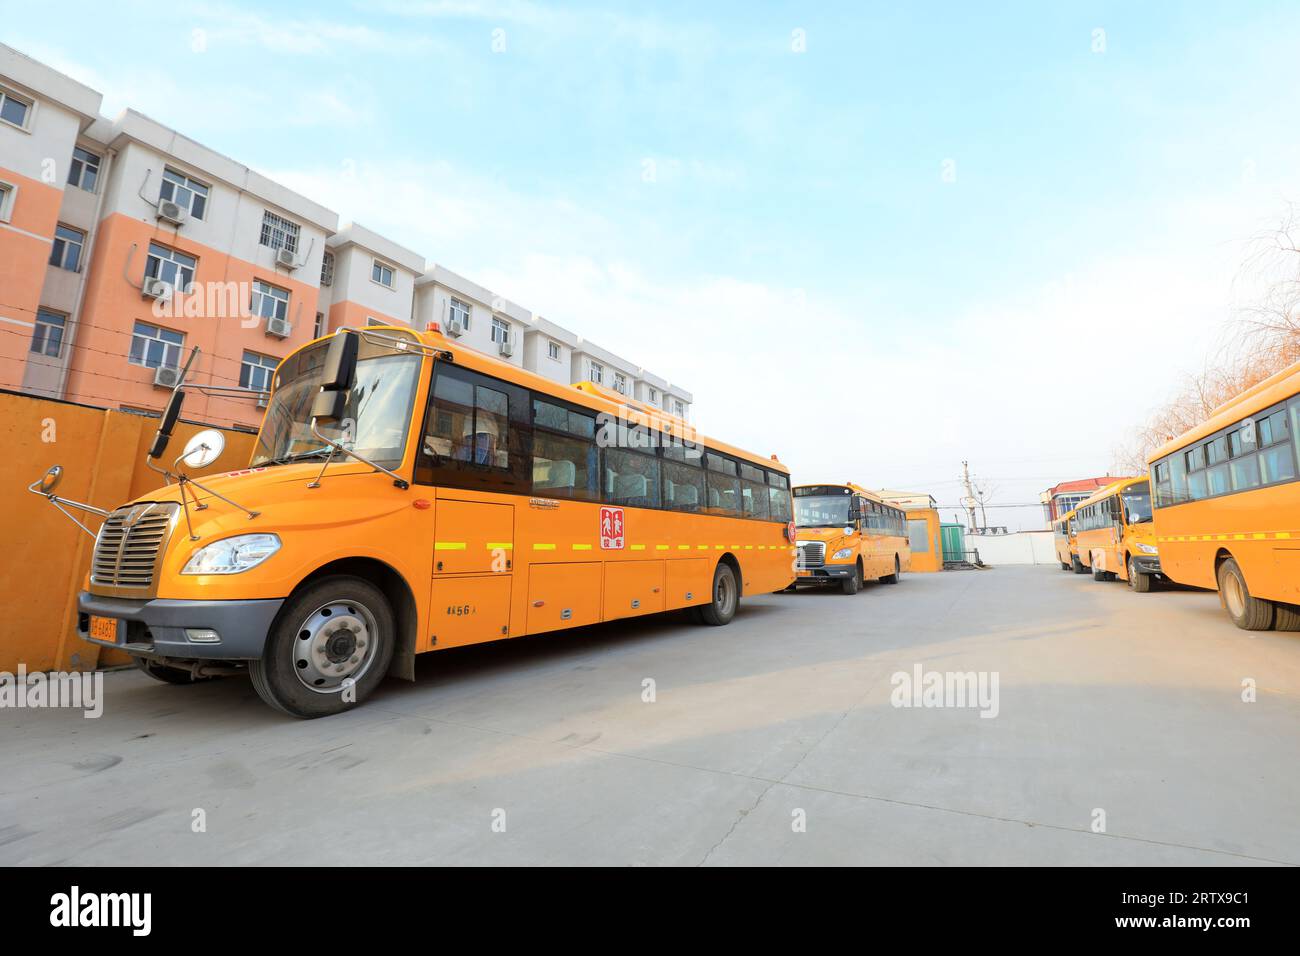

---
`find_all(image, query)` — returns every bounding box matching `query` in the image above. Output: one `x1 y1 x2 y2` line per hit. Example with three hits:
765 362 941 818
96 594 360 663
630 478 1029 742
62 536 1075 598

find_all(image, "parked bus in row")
1052 508 1085 573
1149 359 1300 630
792 483 910 593
32 325 798 717
1072 477 1163 592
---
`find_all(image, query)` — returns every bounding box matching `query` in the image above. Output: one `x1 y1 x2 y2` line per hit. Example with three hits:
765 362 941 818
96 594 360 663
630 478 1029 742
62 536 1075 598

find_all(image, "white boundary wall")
966 531 1057 566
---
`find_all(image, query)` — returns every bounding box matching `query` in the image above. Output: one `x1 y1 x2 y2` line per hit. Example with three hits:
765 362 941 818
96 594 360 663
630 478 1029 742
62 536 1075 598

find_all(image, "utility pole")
960 460 978 532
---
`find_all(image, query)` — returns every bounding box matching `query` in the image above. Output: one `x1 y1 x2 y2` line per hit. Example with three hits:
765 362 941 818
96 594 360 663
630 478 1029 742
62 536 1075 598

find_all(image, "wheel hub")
293 602 377 694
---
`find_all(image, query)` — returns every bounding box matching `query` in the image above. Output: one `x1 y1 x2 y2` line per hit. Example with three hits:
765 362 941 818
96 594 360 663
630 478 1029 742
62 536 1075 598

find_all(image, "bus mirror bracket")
27 465 109 539
307 418 410 491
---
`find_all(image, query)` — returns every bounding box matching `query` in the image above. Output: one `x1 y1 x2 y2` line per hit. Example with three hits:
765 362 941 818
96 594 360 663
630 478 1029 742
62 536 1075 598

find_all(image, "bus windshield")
252 346 423 469
1122 483 1153 524
795 495 851 528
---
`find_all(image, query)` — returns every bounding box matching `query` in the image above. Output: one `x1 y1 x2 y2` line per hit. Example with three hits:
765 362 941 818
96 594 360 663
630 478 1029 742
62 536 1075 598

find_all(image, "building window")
449 297 471 330
145 241 197 291
547 340 560 361
314 312 326 339
491 316 510 344
160 167 209 220
250 279 290 322
30 309 66 358
259 210 300 254
320 251 334 286
674 400 685 417
613 372 627 394
648 387 658 404
372 260 395 287
0 87 31 129
49 224 85 272
67 147 100 193
129 321 184 369
0 181 14 222
240 351 278 392
589 361 603 384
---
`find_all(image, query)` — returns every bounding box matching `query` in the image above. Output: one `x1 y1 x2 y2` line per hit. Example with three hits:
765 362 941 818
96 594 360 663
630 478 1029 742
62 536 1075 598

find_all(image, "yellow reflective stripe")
697 545 709 550
656 544 670 550
572 543 593 550
486 542 513 550
744 545 754 549
434 542 466 551
534 543 557 551
630 544 646 551
678 545 691 550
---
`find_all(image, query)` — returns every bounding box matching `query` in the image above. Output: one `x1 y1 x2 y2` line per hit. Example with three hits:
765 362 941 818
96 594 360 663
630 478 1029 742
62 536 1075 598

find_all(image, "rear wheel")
1092 564 1108 582
841 562 862 595
1216 557 1274 631
1060 559 1071 571
880 556 900 584
1072 556 1088 574
1275 603 1300 631
132 655 212 685
1127 556 1152 593
698 562 739 626
250 575 395 718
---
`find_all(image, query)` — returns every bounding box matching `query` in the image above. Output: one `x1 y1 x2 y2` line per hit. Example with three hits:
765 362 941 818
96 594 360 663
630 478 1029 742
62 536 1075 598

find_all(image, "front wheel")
698 562 739 626
1127 556 1152 593
1072 556 1088 574
841 563 862 595
250 575 395 718
1216 557 1274 631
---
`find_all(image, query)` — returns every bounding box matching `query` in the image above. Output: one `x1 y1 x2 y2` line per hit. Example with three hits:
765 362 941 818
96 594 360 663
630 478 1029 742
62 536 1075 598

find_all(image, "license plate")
89 615 120 643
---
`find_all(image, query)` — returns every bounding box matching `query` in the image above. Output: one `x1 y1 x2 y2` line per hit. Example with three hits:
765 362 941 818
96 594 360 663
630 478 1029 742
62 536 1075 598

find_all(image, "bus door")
429 496 515 648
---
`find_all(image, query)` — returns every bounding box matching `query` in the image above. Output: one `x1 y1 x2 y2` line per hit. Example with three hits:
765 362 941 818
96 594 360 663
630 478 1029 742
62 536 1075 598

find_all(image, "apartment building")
0 43 692 430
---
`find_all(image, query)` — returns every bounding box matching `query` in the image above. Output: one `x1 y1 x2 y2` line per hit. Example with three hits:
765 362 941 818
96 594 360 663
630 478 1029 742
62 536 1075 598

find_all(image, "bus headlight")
832 548 854 560
182 534 281 575
1135 542 1158 555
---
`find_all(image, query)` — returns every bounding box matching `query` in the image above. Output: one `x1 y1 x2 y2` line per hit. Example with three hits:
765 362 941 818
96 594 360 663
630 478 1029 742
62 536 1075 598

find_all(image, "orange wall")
906 508 943 572
0 167 61 376
63 212 324 428
0 390 256 672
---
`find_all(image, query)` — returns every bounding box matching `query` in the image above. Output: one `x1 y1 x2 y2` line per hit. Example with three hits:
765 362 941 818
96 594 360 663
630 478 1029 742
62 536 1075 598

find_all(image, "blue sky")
9 0 1300 527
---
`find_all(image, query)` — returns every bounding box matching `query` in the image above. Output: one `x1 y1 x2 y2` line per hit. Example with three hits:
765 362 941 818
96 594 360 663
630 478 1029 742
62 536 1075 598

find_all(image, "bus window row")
1152 396 1300 507
415 361 792 522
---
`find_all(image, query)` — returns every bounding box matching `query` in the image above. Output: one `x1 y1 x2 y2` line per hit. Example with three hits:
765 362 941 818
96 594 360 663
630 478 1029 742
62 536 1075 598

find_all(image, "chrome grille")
796 540 825 569
91 502 179 591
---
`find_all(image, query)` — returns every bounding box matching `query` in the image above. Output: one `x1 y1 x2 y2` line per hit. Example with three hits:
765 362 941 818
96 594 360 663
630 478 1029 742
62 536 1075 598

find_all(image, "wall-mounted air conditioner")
141 277 173 301
498 332 514 357
266 316 292 339
276 248 298 270
445 315 464 337
157 199 187 226
153 365 182 388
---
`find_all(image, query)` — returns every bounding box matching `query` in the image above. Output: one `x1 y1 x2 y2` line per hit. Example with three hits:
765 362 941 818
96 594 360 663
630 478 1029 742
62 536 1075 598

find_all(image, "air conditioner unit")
153 365 182 389
498 332 514 357
276 248 298 270
265 315 292 339
141 277 173 302
255 395 269 409
156 199 187 225
445 316 464 337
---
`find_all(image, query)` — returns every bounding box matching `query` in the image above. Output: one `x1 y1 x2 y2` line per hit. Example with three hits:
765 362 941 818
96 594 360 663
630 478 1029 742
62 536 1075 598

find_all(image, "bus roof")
1147 359 1300 463
793 482 892 505
303 325 790 476
1074 476 1146 510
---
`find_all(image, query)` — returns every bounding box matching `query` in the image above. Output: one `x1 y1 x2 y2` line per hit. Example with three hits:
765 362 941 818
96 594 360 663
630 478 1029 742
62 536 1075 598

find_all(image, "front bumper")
796 564 855 583
1130 554 1162 575
77 592 284 660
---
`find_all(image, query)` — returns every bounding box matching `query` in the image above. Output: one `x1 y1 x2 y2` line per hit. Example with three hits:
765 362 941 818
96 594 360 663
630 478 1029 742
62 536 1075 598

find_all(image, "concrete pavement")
2 565 1298 865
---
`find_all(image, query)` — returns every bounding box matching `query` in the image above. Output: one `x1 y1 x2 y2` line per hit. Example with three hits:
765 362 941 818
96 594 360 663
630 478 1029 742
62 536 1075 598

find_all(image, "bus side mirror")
321 331 358 392
148 389 185 459
39 464 62 494
311 389 348 426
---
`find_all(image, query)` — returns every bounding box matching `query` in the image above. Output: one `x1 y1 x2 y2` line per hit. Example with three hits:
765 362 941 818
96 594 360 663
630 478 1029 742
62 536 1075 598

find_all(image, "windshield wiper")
262 447 335 467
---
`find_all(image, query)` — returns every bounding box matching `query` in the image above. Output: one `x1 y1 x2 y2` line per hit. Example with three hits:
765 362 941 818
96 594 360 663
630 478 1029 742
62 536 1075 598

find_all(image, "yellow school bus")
792 483 910 593
1052 508 1084 573
37 326 796 717
1072 477 1162 592
1149 360 1300 629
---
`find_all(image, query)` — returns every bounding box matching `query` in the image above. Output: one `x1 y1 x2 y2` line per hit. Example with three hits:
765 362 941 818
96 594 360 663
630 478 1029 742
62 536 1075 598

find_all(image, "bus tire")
250 575 395 718
1216 558 1274 631
1092 565 1107 582
132 655 213 685
880 556 900 584
1274 603 1300 631
1072 556 1087 574
1127 556 1151 593
841 562 862 595
1060 560 1071 571
698 562 739 626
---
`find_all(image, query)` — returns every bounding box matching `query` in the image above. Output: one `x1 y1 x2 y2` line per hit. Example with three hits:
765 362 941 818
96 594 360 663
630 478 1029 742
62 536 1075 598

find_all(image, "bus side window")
605 446 660 508
705 452 741 516
531 397 599 501
663 441 705 513
417 364 528 490
767 470 791 522
739 462 769 519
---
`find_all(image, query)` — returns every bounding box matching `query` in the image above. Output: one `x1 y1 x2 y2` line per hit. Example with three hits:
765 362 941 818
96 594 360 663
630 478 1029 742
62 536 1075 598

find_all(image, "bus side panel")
429 575 512 648
602 560 666 621
665 558 711 609
526 562 602 634
1274 547 1300 601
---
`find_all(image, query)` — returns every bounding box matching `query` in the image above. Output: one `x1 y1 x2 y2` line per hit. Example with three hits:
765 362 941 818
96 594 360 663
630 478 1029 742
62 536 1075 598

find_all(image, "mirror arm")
308 419 409 490
26 479 108 539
